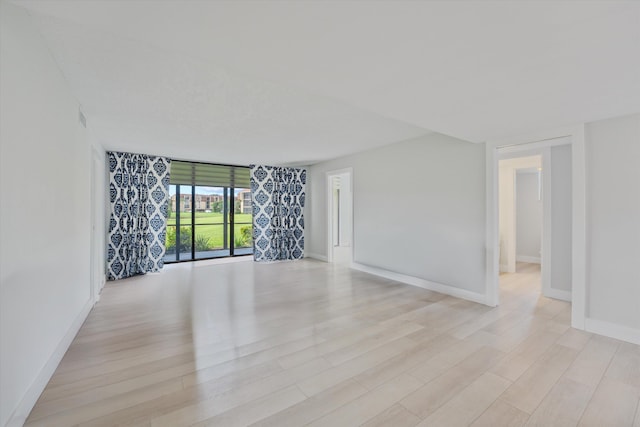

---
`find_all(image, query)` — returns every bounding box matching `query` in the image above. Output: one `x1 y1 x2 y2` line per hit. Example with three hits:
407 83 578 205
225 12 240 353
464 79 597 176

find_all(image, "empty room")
1 1 640 426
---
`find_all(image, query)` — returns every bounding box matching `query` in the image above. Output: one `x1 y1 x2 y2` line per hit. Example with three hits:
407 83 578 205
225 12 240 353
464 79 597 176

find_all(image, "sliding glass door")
232 188 253 256
192 186 228 259
165 184 193 262
164 163 253 263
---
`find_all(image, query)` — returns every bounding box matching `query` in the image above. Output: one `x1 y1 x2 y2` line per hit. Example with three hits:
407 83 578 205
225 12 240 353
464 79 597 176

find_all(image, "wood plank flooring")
26 260 640 426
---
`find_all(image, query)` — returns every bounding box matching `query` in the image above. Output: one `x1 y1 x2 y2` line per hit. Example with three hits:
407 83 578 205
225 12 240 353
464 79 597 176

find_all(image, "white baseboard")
351 262 488 306
6 298 95 427
585 318 640 346
544 287 572 302
516 255 541 264
306 252 328 262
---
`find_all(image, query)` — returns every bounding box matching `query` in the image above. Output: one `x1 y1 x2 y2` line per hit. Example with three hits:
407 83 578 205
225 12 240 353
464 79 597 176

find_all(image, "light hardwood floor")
26 260 640 426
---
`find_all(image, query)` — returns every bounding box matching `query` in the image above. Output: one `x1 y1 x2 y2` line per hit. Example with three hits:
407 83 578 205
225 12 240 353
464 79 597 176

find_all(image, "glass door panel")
177 184 193 261
194 186 229 259
233 188 253 255
165 182 253 262
164 184 178 263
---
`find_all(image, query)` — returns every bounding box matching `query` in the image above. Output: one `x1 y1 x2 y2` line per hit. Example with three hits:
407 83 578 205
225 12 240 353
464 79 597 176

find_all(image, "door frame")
486 125 586 330
90 146 105 303
497 153 543 275
326 168 353 264
498 146 562 300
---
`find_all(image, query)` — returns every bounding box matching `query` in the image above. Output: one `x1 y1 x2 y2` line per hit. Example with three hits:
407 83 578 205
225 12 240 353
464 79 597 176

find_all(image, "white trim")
570 125 587 330
351 262 488 305
306 252 328 262
585 318 640 346
545 288 572 302
90 147 102 303
516 255 541 264
486 124 586 326
486 146 500 307
541 146 552 298
489 126 577 149
497 135 573 154
506 165 516 273
5 298 94 427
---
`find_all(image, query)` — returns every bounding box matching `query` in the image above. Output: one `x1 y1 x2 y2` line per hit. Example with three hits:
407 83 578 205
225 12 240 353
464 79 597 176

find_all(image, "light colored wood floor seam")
25 261 640 426
573 337 618 426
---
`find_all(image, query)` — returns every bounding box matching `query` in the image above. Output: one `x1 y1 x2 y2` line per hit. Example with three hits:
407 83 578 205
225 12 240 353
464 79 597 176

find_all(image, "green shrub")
195 234 211 251
165 226 176 251
231 225 253 248
234 234 247 248
165 226 192 253
240 225 252 246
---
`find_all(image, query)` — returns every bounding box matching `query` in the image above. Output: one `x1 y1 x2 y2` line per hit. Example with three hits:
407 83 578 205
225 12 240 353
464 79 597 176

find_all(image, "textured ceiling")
24 10 428 166
14 1 640 165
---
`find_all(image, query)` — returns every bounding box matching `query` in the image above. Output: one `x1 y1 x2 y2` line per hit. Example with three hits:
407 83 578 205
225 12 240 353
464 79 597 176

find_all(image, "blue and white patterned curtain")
107 151 171 280
250 165 306 262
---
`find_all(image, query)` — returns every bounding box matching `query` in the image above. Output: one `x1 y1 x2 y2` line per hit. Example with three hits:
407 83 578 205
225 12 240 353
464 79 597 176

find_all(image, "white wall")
0 2 97 425
586 113 640 332
516 171 542 262
549 144 572 293
308 133 486 295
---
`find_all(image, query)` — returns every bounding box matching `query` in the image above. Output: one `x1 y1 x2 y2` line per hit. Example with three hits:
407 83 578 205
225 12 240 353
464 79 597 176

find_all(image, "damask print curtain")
107 151 171 280
250 165 306 261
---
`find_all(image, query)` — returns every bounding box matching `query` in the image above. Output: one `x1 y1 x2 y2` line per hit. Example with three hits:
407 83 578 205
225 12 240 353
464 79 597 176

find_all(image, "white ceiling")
14 1 640 165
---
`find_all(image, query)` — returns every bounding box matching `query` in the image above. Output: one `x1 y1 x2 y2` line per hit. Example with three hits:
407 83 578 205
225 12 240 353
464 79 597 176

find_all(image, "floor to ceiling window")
164 162 253 263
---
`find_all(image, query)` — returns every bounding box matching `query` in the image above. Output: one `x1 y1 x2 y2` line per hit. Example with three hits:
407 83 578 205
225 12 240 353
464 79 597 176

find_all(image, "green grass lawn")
167 211 252 226
166 212 253 251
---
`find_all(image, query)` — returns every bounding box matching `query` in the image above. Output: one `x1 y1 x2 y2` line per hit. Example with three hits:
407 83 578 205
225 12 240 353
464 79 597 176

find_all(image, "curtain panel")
107 151 171 280
250 165 306 262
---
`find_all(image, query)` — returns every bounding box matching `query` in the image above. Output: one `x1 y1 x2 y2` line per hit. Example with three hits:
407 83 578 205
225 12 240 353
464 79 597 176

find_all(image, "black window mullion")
191 185 196 258
176 185 181 262
230 168 235 257
223 187 228 250
230 188 235 256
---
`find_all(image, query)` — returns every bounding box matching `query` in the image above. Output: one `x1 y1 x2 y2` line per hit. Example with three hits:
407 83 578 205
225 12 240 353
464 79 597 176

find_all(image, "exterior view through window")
164 162 252 263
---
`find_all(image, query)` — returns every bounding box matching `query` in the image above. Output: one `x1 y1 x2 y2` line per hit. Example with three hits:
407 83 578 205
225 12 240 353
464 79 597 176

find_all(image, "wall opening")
495 139 573 304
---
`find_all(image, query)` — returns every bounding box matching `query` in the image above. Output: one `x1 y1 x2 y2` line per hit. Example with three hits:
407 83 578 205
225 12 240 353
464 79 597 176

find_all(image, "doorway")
497 142 573 302
487 126 586 329
492 135 578 305
498 155 542 276
327 169 353 265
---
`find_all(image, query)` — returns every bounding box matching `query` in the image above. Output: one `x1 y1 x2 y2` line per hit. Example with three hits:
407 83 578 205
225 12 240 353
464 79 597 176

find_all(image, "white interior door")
327 169 353 264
